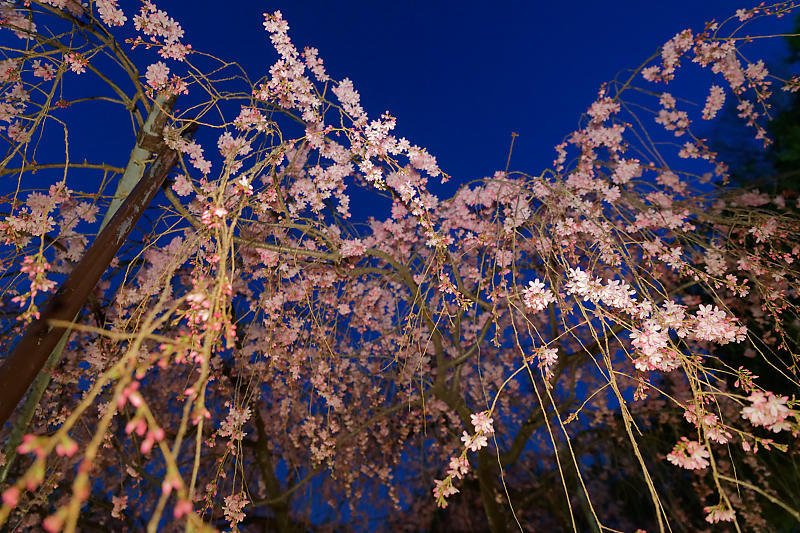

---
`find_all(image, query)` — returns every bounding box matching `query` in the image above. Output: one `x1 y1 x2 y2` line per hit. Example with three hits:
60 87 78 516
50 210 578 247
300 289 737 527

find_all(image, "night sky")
162 1 794 190
11 2 794 211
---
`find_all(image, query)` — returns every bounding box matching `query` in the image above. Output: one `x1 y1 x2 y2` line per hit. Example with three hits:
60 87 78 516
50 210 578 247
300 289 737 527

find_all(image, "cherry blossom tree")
0 2 799 532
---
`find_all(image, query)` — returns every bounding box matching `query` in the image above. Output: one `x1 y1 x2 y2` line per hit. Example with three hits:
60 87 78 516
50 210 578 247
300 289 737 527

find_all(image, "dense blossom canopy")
0 1 799 531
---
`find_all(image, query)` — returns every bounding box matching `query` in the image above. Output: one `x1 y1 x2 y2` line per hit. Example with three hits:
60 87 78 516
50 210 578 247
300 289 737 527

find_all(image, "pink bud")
43 512 64 533
2 486 19 508
65 439 78 457
140 436 154 455
173 498 192 518
128 392 143 408
161 474 182 496
17 441 31 455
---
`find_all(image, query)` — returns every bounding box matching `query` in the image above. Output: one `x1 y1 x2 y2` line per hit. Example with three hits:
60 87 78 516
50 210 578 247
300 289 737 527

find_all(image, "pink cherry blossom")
704 504 735 523
96 0 126 27
145 61 170 89
133 1 190 61
470 411 495 435
741 390 794 433
64 53 88 74
433 478 459 508
223 493 248 527
666 437 710 470
701 85 725 120
1 4 799 531
461 431 488 452
522 279 556 312
446 456 470 479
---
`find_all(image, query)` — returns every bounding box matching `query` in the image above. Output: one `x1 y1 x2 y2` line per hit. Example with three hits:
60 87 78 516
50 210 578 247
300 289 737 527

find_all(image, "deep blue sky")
163 1 794 189
13 2 793 205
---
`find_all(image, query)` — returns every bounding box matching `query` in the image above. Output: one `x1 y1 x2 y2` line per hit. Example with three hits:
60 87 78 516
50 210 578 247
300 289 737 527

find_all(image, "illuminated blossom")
31 60 55 80
701 85 725 119
65 53 88 74
522 279 556 312
470 411 495 435
433 478 459 508
704 504 735 523
446 456 470 479
217 404 252 441
171 174 193 196
692 304 746 345
96 0 126 26
340 238 367 258
461 431 488 452
133 1 191 60
111 495 128 519
223 493 248 527
666 437 710 470
741 391 792 433
145 61 170 88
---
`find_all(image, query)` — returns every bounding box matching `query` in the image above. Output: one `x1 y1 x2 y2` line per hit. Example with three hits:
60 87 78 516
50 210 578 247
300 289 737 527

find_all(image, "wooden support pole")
0 94 175 478
0 120 197 426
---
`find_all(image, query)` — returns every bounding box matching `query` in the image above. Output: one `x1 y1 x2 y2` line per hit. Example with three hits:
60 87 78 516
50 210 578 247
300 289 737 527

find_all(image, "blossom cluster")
223 493 248 528
217 403 252 444
565 267 638 312
258 10 444 242
64 53 88 75
564 266 748 374
163 127 211 174
741 390 796 434
701 85 725 120
666 437 710 470
524 346 559 380
642 22 777 144
655 93 689 135
630 320 680 372
10 254 57 322
133 0 191 60
1 3 37 39
258 11 322 123
704 504 735 524
433 412 494 509
521 278 556 312
683 404 731 444
96 0 126 27
144 61 187 96
692 304 747 345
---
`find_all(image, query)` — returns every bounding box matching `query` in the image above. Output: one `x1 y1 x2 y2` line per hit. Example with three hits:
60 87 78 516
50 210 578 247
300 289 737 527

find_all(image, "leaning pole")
0 95 194 426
